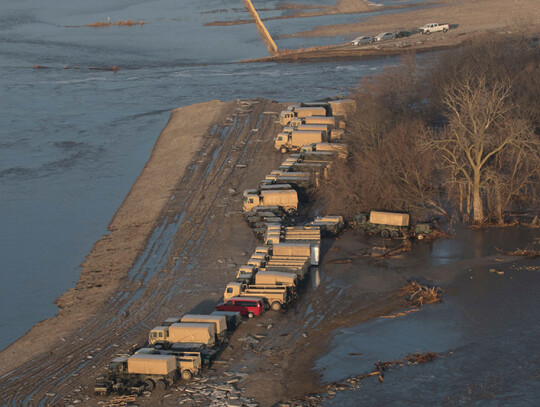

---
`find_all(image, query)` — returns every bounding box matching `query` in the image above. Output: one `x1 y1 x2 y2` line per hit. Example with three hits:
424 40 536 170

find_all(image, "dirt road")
237 0 540 62
0 99 285 405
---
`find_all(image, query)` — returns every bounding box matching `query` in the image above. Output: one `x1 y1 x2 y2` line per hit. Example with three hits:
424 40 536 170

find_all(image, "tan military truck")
243 189 298 213
134 348 201 381
272 242 320 266
279 106 327 125
290 116 336 127
149 323 216 348
274 130 324 153
223 282 289 311
282 226 321 243
284 123 330 134
302 142 348 159
94 354 179 395
328 99 356 117
254 271 297 296
180 315 227 341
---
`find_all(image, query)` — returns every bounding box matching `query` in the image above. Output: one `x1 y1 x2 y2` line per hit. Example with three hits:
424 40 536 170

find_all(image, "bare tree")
427 74 524 224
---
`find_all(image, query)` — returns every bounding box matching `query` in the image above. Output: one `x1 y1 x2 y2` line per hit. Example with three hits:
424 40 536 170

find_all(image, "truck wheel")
156 379 167 391
280 146 288 154
248 312 254 318
426 30 430 35
356 227 366 236
381 229 390 238
271 302 282 311
443 28 448 32
144 379 155 390
181 370 193 381
390 230 399 238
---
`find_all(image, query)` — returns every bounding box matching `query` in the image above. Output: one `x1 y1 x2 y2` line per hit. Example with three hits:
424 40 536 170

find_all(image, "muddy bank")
0 100 228 375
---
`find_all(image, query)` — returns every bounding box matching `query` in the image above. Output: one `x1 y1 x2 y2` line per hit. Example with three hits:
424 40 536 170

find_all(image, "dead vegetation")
317 34 540 226
401 281 444 307
496 247 539 259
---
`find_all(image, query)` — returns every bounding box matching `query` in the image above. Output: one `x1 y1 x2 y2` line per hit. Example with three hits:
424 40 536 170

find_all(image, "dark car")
395 30 411 38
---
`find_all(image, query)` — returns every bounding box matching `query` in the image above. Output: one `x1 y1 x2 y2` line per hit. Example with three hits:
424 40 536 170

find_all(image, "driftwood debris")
400 281 444 307
371 239 411 258
496 247 539 259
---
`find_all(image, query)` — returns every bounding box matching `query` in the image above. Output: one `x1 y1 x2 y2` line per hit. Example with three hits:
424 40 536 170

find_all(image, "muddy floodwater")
318 226 540 406
0 0 402 350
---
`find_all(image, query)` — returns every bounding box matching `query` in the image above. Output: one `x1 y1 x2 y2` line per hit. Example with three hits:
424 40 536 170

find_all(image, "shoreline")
0 100 227 376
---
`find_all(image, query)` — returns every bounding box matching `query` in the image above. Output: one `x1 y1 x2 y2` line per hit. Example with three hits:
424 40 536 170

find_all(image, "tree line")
318 33 540 225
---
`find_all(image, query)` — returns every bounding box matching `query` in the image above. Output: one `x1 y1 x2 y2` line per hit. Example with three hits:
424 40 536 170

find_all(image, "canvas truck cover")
127 354 176 375
180 315 227 335
369 211 410 227
255 271 297 286
290 131 323 146
296 124 330 132
304 116 336 126
294 106 327 117
328 99 356 117
168 323 216 345
260 189 298 209
272 242 311 257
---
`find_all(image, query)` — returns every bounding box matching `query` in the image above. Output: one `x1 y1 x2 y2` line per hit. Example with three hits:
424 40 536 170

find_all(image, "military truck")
288 116 336 128
284 123 330 134
243 189 298 213
180 315 228 341
353 211 418 238
308 215 344 236
272 242 320 266
134 348 201 381
94 354 179 395
223 282 290 311
301 142 348 159
274 130 324 153
254 271 297 296
279 106 327 125
281 226 321 243
211 310 242 330
148 323 216 348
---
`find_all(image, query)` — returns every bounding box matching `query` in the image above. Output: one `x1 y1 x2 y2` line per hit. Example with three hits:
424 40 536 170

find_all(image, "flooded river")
0 0 403 350
318 226 540 406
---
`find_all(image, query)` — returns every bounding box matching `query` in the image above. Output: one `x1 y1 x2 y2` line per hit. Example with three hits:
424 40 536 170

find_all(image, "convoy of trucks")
95 100 435 398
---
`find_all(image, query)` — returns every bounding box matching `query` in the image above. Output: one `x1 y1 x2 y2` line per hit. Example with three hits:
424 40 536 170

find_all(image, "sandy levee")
0 100 228 375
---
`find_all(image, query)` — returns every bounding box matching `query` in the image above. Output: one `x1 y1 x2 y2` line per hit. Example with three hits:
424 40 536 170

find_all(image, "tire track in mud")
0 99 285 406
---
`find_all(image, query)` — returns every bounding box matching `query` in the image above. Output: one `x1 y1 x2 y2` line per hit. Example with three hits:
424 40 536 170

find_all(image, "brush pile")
401 281 444 306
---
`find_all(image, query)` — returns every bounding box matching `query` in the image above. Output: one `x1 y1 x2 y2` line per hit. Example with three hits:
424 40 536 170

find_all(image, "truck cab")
243 191 261 212
149 326 169 346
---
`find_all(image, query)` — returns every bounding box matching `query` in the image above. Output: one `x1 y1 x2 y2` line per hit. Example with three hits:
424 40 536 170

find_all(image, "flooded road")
0 0 400 350
318 227 540 406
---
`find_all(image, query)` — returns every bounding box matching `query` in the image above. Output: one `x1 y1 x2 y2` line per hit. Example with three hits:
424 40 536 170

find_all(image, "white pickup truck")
419 23 449 35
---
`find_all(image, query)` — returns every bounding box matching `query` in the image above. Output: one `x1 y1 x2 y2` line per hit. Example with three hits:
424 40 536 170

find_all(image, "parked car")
215 296 265 318
374 32 396 41
350 36 373 46
395 30 411 38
